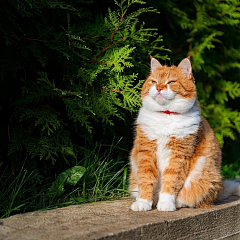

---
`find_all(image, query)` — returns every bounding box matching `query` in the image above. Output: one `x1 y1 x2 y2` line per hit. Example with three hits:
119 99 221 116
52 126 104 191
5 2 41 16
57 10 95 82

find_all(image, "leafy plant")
222 158 240 179
1 0 168 217
1 0 168 169
80 140 129 202
148 0 240 147
0 141 128 218
47 166 86 200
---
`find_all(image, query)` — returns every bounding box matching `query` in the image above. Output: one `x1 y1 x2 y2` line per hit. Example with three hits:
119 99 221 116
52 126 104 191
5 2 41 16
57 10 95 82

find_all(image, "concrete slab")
1 197 240 240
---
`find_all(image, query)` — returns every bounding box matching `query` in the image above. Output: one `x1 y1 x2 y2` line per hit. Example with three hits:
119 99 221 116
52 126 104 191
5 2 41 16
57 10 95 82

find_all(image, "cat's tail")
217 179 240 200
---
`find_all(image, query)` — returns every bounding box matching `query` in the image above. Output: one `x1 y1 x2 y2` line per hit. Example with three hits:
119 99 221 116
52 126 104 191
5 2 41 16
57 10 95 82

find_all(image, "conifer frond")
215 80 240 103
2 0 167 168
63 98 93 133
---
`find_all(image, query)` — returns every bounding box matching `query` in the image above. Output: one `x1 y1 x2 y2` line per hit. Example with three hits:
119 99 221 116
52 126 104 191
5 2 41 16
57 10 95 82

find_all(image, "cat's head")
141 57 197 114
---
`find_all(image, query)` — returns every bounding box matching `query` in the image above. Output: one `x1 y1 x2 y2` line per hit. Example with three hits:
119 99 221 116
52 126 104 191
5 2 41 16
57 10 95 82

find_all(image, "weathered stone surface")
1 197 240 240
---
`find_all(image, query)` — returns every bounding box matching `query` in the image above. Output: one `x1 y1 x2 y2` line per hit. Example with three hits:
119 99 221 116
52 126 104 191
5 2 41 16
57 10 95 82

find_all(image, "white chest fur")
156 136 171 173
137 106 200 141
137 105 200 173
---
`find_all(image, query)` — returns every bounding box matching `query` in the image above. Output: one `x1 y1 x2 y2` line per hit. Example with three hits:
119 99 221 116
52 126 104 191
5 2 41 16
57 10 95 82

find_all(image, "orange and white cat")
129 56 240 211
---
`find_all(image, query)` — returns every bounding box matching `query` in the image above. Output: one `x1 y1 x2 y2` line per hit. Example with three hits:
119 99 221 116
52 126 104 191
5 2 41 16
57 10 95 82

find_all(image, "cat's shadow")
149 195 240 211
215 195 240 206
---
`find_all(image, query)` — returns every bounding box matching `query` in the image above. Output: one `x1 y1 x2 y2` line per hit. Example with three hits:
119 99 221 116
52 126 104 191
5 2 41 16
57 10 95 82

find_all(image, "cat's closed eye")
152 80 157 84
167 81 176 85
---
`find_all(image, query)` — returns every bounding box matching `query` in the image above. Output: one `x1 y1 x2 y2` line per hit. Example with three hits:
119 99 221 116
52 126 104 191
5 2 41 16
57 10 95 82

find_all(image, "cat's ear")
178 56 192 79
150 56 162 72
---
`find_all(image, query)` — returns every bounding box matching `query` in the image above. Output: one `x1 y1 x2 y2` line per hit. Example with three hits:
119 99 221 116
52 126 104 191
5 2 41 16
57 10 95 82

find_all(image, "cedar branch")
20 37 48 43
95 13 125 58
102 86 124 94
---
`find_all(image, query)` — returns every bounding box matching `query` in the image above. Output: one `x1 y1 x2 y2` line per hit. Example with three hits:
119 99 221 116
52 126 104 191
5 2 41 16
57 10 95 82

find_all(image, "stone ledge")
1 197 240 240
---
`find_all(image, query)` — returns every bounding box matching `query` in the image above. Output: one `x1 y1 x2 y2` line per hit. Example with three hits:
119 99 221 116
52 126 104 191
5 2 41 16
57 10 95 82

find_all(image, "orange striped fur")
129 57 224 211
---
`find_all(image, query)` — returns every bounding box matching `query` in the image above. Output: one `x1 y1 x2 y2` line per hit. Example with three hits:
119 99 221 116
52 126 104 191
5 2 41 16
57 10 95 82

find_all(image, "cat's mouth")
154 94 170 105
156 92 164 98
152 90 176 106
149 86 176 103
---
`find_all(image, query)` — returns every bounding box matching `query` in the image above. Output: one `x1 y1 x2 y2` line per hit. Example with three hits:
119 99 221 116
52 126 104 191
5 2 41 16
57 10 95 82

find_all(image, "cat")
129 56 240 211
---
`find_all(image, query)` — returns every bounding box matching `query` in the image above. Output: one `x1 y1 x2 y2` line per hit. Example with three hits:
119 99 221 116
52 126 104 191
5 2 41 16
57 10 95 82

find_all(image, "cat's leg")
130 128 158 211
157 157 186 211
176 178 221 209
157 136 195 212
131 152 158 211
129 160 138 199
176 155 222 209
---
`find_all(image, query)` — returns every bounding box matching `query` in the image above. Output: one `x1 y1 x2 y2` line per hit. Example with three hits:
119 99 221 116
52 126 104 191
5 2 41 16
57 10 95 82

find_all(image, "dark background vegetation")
1 0 240 218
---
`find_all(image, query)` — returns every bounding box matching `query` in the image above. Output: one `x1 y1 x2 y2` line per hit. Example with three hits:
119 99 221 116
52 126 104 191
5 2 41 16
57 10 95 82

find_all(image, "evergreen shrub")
0 0 168 216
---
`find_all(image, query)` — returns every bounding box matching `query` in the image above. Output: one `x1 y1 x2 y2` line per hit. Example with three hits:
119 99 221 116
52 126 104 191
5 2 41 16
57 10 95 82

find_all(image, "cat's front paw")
131 198 152 211
157 193 176 211
157 201 176 211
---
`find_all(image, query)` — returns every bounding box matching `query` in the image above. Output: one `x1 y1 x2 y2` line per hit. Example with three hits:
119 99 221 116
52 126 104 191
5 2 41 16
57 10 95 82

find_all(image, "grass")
80 141 129 202
221 157 240 179
0 140 129 218
0 163 40 218
3 139 239 219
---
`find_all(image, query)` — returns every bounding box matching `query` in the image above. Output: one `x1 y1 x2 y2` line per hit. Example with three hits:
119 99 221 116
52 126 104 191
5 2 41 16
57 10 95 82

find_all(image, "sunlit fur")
129 57 240 212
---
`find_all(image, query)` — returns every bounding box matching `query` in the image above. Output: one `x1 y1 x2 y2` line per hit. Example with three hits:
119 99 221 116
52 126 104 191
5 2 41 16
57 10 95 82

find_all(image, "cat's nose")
157 87 162 92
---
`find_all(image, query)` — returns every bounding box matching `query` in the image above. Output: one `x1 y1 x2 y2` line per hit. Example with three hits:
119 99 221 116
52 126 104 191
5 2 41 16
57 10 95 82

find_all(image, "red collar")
160 110 179 115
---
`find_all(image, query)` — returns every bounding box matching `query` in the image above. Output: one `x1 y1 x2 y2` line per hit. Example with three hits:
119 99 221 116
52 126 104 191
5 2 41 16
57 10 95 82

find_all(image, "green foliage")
0 0 167 217
0 142 128 218
0 162 40 218
80 141 128 202
222 158 240 179
148 0 240 150
188 0 240 146
47 166 86 199
1 0 167 166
